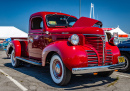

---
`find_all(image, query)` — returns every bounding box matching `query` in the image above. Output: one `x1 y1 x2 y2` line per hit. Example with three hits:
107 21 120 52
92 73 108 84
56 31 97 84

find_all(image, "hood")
46 16 104 35
47 27 104 35
73 17 102 27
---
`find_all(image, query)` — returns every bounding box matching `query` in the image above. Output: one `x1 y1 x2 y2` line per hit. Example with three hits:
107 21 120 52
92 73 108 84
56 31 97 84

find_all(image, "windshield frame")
46 14 68 27
45 14 77 28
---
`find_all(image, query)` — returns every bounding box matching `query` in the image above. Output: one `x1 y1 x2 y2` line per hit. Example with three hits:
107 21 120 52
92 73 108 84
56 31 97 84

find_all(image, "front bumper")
72 63 125 74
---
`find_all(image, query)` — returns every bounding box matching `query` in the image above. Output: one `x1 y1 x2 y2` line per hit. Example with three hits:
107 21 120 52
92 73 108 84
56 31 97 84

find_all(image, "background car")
118 39 130 72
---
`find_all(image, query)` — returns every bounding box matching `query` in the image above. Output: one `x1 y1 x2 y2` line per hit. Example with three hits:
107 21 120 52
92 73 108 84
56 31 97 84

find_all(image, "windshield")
46 14 77 27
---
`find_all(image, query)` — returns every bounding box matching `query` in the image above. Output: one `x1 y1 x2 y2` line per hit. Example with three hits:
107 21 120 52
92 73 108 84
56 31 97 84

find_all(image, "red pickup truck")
7 12 125 85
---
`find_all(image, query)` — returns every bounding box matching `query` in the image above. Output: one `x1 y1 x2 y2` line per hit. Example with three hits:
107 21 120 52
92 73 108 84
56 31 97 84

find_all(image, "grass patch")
107 77 119 87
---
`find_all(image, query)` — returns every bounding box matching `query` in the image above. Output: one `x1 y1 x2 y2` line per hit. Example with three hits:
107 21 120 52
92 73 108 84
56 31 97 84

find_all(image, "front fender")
10 40 21 57
106 42 120 64
42 41 87 70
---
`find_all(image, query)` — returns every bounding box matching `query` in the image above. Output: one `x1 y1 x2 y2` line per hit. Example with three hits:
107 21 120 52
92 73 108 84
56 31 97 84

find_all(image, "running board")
16 57 42 66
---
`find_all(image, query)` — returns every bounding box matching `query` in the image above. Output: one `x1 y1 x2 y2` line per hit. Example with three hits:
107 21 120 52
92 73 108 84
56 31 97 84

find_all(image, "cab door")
28 16 45 60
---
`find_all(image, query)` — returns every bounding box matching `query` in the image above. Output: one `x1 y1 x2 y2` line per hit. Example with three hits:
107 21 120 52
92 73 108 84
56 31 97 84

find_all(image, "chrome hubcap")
55 63 61 74
12 51 16 65
52 59 62 79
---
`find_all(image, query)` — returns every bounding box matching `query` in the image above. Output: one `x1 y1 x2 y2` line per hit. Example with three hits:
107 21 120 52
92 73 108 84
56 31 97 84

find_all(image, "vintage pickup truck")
6 12 125 85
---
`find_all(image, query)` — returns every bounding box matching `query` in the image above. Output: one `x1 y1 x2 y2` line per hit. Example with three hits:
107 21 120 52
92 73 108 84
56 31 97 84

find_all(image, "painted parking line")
116 74 130 78
0 69 28 91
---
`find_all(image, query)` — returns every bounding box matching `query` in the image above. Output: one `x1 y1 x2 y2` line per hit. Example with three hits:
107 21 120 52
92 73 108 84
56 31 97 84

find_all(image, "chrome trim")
88 57 98 59
86 50 93 51
101 35 105 65
13 39 28 41
106 60 112 61
88 60 98 62
107 52 112 54
87 53 96 55
16 57 42 66
106 50 111 51
72 63 125 74
83 34 105 36
106 56 113 57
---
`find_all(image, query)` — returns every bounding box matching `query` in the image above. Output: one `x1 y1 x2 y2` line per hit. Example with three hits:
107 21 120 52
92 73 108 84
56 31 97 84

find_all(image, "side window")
31 17 43 30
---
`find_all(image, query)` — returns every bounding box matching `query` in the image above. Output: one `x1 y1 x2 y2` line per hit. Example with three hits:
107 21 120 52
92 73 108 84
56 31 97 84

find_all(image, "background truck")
7 12 125 85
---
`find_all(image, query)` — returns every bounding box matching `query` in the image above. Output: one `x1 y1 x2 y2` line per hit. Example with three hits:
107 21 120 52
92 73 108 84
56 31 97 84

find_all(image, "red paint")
73 17 99 27
11 40 21 57
109 37 115 46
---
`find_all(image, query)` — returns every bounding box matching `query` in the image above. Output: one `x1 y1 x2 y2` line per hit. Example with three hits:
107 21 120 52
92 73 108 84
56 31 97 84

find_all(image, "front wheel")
50 54 71 85
11 50 20 68
98 71 113 77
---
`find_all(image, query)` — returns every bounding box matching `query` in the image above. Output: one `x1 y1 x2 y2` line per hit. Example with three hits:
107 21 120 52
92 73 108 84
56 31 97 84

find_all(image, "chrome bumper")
72 63 125 74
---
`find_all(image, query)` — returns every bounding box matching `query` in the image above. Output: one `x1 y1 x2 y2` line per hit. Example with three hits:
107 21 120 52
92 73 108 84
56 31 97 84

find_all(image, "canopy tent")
0 26 28 39
107 27 128 37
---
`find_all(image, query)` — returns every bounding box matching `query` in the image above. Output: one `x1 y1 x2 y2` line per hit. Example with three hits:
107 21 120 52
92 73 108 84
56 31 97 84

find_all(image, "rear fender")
10 40 21 57
42 41 87 70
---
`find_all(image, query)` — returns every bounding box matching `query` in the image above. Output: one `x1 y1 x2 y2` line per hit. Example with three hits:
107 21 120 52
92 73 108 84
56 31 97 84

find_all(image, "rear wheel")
11 50 20 68
7 54 11 58
98 71 113 77
50 54 71 85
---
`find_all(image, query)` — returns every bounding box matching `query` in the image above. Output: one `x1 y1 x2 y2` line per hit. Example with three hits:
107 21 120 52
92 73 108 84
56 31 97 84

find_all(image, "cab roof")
30 12 77 19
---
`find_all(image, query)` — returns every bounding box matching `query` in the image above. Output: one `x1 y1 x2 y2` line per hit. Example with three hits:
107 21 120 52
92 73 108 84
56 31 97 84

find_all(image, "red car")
7 12 125 85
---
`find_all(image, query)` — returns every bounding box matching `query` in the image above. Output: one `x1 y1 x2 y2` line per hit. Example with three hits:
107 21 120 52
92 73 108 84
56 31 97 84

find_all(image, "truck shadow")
2 57 10 59
4 63 117 90
118 71 130 74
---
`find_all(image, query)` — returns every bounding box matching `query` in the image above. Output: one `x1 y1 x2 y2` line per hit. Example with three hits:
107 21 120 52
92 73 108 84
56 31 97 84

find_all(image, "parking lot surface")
0 50 130 91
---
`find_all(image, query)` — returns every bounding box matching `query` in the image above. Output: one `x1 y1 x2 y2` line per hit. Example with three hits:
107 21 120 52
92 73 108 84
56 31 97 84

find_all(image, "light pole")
79 0 81 18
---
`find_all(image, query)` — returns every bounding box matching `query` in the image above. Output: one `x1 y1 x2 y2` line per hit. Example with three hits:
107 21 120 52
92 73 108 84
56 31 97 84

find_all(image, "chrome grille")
84 35 105 65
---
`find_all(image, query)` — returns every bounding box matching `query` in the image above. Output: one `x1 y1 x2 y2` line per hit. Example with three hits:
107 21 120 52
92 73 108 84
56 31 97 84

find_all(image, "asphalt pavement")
0 49 130 91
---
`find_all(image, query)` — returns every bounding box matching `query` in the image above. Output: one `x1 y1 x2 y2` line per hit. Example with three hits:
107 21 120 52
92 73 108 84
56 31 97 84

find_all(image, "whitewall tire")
11 50 20 67
50 54 71 85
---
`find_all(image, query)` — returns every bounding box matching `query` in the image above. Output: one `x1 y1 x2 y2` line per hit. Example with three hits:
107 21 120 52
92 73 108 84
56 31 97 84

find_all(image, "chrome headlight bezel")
68 34 79 45
113 37 119 46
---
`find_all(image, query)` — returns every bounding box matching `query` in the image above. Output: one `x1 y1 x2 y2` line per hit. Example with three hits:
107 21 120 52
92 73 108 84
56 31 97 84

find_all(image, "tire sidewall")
11 50 17 67
50 54 64 84
121 53 130 72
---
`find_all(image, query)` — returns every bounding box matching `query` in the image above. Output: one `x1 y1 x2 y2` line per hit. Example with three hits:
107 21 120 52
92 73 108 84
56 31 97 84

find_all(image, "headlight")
113 37 119 45
109 37 119 46
68 34 79 45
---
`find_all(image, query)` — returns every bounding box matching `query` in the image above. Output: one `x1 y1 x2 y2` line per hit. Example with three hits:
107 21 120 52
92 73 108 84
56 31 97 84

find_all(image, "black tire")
98 71 113 77
11 50 20 68
119 52 130 72
50 54 71 85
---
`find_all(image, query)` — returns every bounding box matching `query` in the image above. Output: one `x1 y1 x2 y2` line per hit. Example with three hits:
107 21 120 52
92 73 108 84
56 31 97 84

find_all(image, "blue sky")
0 0 130 33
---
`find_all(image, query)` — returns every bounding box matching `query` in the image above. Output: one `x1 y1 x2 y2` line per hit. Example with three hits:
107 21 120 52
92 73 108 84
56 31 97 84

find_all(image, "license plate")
118 56 125 63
